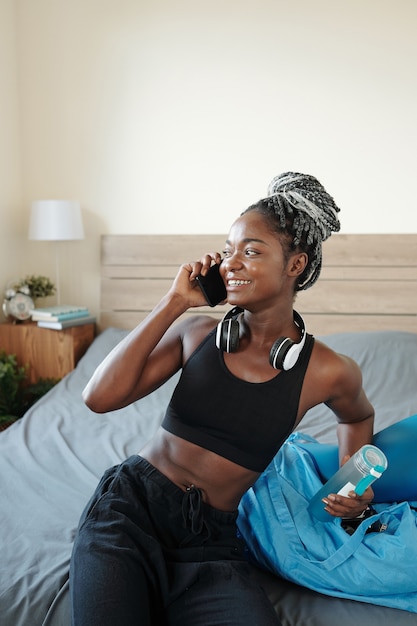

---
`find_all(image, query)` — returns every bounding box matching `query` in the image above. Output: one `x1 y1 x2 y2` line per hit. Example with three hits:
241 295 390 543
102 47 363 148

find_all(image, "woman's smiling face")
220 211 301 311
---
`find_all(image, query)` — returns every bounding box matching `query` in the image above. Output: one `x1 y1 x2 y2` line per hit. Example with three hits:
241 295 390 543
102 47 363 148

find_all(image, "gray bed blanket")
1 328 416 625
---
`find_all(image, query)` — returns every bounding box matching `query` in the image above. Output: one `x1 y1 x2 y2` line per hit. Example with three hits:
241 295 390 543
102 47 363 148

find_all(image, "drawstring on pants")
181 485 211 541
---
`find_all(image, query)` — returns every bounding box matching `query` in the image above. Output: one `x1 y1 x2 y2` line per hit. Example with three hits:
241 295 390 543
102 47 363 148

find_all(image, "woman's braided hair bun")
266 171 341 291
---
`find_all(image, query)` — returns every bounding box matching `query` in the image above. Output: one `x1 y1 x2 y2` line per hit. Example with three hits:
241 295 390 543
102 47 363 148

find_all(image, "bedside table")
0 321 95 383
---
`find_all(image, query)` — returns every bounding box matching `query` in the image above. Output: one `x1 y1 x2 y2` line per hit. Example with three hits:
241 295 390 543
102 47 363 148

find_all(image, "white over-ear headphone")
215 307 307 371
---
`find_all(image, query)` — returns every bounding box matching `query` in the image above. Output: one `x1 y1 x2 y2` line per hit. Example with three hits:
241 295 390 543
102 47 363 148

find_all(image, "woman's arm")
83 257 219 413
322 352 375 518
329 355 374 461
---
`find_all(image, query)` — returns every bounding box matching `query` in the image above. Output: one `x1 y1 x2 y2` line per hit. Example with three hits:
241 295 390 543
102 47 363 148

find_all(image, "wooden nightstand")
0 321 95 383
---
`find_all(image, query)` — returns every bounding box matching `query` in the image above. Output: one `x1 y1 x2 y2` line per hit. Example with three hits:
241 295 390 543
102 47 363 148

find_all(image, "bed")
1 233 417 626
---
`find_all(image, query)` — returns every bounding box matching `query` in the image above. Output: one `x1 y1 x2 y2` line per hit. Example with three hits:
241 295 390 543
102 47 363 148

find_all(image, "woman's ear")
287 252 308 278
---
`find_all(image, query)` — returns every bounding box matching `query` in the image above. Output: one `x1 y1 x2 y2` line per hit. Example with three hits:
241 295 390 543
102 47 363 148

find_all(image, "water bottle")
308 444 388 522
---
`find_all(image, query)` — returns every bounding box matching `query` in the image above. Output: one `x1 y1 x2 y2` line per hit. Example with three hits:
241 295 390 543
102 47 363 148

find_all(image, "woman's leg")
70 527 155 626
165 488 281 626
165 560 281 626
70 460 167 626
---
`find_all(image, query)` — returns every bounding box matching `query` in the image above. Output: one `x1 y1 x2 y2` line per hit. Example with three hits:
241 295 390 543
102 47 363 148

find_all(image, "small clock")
2 286 34 321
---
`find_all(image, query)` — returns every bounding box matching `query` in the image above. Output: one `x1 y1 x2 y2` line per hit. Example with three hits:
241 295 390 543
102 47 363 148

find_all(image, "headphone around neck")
215 307 307 371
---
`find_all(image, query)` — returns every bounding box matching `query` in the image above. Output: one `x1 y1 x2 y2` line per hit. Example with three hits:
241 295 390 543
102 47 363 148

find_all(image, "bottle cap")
356 445 388 474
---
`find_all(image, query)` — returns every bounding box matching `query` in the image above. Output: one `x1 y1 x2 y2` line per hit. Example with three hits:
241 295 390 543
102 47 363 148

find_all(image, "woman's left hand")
321 485 374 519
321 453 374 518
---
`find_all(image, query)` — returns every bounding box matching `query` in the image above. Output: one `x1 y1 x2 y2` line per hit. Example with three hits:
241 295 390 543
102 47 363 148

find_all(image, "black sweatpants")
69 455 281 626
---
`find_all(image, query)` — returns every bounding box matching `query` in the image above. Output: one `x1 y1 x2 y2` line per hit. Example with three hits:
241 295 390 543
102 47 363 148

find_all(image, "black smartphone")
195 263 227 307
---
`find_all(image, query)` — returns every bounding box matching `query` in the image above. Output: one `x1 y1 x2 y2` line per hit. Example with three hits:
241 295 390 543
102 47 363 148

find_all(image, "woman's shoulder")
298 339 363 418
310 338 363 389
179 314 219 361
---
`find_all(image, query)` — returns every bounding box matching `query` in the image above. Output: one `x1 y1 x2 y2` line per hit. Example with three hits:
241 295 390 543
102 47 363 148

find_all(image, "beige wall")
1 0 417 320
0 1 23 292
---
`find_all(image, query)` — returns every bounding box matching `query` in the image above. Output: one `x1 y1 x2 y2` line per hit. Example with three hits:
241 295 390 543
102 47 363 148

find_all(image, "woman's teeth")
228 280 250 286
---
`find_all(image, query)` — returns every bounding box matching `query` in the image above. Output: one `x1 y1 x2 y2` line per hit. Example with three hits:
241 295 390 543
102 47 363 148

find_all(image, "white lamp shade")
29 200 84 241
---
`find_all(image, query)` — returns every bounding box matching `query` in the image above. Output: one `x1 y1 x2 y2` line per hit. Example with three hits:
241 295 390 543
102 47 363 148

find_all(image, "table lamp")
28 200 84 305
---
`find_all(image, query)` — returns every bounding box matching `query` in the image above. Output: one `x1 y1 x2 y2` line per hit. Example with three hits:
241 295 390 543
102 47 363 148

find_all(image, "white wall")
1 0 417 319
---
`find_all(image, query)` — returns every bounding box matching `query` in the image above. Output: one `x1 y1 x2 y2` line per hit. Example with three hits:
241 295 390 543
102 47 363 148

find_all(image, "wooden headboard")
100 234 417 335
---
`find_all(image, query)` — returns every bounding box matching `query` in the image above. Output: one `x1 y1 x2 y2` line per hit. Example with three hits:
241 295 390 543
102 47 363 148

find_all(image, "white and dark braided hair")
244 171 341 291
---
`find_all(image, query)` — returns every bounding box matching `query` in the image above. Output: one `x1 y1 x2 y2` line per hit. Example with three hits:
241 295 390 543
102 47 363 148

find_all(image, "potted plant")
0 351 27 429
0 350 58 431
13 275 56 305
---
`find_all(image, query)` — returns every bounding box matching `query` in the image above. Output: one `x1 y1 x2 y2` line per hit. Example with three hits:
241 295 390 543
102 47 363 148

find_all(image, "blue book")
37 315 96 330
32 310 91 322
30 305 90 322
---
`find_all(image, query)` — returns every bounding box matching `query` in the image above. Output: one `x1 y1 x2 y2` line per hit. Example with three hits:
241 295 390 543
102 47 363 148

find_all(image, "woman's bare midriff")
139 427 260 511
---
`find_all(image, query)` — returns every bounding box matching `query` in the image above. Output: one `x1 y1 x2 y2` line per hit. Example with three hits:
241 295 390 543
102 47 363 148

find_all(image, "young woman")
70 172 374 626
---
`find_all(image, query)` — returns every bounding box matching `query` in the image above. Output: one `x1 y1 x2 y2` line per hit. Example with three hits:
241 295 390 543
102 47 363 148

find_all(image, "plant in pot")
13 275 56 306
0 351 58 431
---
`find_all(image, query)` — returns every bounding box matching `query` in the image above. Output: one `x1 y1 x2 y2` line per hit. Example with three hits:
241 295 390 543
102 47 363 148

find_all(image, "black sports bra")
162 328 314 472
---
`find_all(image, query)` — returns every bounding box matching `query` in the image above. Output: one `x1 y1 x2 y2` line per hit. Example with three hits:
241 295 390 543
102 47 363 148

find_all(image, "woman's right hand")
169 253 223 310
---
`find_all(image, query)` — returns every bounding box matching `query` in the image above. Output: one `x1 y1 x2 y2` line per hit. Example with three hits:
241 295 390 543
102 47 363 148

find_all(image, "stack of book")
30 305 96 330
